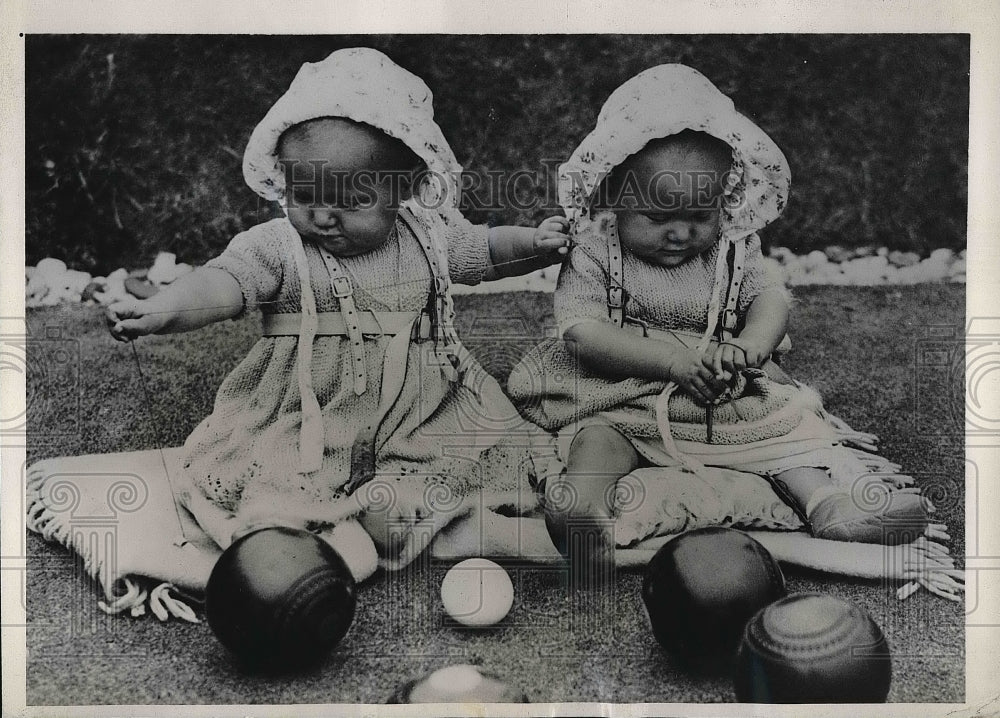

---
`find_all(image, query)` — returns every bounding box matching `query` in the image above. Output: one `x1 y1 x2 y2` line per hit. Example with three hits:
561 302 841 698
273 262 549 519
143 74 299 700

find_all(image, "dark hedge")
25 34 968 272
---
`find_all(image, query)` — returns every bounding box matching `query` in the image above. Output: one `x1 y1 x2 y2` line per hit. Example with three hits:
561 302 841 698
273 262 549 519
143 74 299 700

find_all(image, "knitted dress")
507 211 849 479
182 206 542 532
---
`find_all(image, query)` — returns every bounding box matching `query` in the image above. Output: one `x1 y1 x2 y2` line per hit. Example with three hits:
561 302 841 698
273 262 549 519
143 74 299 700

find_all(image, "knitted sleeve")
204 219 286 312
437 205 491 286
737 234 790 312
553 222 613 336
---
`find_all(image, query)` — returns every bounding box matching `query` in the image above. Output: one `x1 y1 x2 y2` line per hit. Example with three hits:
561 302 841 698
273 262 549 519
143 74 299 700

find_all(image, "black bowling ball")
206 526 356 671
642 527 787 673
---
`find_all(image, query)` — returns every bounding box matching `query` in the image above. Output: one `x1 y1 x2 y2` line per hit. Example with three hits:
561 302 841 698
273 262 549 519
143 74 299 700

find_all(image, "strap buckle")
721 308 738 332
413 310 433 342
430 277 450 342
608 285 624 310
331 276 353 299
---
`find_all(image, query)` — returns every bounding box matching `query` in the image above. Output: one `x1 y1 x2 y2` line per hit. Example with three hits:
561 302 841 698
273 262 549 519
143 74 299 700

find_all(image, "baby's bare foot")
543 479 616 588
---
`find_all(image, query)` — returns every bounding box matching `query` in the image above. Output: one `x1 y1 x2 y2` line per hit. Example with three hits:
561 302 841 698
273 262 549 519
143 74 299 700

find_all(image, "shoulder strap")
317 250 368 395
719 238 747 341
606 215 626 327
396 207 464 382
606 214 748 344
343 209 451 496
397 206 449 331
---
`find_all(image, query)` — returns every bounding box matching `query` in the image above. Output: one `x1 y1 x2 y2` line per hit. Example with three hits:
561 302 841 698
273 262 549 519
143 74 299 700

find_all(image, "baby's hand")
710 337 769 378
532 215 571 262
668 347 728 404
106 299 167 342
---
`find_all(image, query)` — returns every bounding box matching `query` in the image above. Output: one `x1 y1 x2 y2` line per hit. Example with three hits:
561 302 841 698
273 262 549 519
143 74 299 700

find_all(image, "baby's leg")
768 467 830 511
544 425 641 577
773 467 929 545
314 519 379 583
358 507 414 559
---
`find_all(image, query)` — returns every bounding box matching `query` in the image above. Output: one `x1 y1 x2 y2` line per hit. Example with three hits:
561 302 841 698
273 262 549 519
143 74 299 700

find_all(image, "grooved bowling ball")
735 593 892 703
206 526 357 671
642 527 787 673
388 664 530 703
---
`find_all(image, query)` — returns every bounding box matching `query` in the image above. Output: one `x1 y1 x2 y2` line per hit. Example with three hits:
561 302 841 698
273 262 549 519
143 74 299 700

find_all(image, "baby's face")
279 119 413 257
610 139 731 268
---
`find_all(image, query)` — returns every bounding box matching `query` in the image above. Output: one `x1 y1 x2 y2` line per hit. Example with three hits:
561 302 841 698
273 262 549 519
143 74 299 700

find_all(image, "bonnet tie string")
288 226 325 474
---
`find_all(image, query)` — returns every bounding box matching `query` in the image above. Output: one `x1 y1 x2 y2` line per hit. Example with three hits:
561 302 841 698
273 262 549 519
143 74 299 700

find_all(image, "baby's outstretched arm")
565 321 728 404
106 267 244 342
709 287 790 377
485 216 570 279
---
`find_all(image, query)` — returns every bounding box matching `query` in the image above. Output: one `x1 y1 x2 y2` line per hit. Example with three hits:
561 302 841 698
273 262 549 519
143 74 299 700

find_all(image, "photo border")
3 1 999 716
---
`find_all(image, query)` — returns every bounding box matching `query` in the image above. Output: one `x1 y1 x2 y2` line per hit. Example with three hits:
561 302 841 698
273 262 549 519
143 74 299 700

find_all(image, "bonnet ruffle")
244 46 461 208
558 63 790 241
242 47 462 474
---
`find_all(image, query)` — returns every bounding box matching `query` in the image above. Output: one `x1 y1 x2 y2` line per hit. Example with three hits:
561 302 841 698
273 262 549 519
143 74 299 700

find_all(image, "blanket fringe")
827 414 961 600
896 534 964 602
26 463 108 593
26 463 201 623
828 418 937 507
96 580 200 622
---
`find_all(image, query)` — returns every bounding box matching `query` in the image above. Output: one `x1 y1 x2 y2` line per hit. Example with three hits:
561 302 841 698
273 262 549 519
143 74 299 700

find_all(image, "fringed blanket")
25 443 963 624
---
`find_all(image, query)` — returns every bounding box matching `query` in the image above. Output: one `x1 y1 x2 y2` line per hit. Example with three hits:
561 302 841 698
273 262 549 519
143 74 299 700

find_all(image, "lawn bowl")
388 664 529 703
642 527 787 673
205 525 357 672
735 592 892 703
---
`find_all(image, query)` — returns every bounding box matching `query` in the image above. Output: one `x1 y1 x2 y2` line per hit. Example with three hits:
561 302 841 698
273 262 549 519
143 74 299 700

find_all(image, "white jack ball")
440 558 514 627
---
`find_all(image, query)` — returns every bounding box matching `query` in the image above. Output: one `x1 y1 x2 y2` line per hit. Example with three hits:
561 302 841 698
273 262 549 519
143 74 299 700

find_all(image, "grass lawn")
24 285 965 705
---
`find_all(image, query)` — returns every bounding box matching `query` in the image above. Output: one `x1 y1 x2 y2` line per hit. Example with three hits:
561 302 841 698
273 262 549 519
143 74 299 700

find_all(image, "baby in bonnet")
507 64 933 570
106 48 569 577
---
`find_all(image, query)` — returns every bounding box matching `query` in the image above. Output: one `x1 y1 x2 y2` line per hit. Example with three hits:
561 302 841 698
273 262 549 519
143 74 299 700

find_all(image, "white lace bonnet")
558 63 790 240
241 48 463 475
243 46 461 209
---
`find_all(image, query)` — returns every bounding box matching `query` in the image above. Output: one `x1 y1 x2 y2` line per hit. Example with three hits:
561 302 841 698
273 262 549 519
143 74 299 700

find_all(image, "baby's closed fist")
711 337 769 378
533 215 571 261
106 299 165 342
